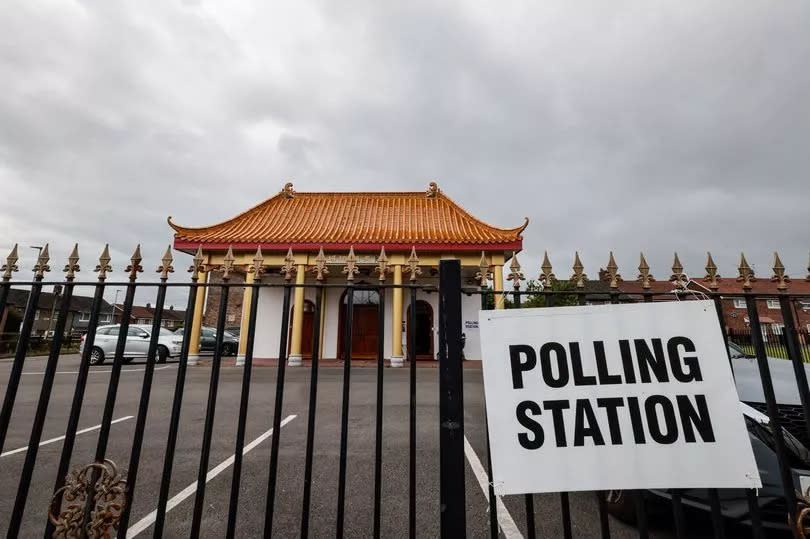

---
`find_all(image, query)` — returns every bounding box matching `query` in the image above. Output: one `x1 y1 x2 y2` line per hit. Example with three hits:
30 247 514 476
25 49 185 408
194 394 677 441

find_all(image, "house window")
733 299 746 309
766 299 780 310
772 324 785 335
99 314 111 323
79 312 90 321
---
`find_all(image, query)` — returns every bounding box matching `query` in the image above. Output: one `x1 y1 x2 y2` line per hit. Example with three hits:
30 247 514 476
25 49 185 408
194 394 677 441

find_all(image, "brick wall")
203 270 245 329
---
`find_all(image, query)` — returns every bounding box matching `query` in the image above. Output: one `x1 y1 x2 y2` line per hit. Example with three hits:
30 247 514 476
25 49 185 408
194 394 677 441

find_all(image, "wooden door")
351 305 379 358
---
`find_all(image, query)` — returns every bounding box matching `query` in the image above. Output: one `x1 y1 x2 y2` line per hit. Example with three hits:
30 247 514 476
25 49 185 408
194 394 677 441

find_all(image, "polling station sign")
479 300 761 495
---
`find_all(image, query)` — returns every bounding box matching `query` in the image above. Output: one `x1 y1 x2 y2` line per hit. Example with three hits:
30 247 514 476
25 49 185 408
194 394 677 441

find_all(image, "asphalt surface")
0 353 760 538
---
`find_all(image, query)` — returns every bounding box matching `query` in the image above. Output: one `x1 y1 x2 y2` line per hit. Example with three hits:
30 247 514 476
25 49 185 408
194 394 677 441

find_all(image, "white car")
80 324 183 365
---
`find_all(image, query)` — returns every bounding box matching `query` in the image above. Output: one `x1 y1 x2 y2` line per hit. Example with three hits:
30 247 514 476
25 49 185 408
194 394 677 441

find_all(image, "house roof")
5 288 112 313
169 184 527 252
687 277 810 296
115 303 186 322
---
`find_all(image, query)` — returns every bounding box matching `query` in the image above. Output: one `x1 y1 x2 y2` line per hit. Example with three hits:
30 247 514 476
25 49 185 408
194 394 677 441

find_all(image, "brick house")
0 288 114 337
113 303 187 329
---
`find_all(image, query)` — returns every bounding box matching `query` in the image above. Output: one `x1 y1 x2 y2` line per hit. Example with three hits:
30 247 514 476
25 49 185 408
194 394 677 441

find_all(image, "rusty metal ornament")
125 245 143 282
570 252 586 289
475 251 492 287
95 245 112 281
538 251 555 286
251 246 266 281
637 252 654 290
311 247 329 282
771 251 790 291
342 246 359 282
157 245 174 281
281 248 297 282
48 459 127 538
737 252 755 290
507 252 524 290
188 245 205 276
220 246 236 281
63 244 80 281
704 252 720 291
606 252 621 289
33 244 51 280
2 243 19 281
375 246 390 282
403 246 422 283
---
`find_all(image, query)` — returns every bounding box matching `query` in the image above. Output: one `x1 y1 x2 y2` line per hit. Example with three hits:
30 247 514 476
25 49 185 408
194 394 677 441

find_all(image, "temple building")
168 182 527 365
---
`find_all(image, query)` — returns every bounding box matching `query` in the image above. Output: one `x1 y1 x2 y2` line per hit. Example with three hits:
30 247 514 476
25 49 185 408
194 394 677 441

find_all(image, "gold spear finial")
404 246 422 282
221 246 235 281
126 244 143 282
606 251 621 289
251 246 265 281
342 246 359 282
771 251 789 291
670 252 686 289
188 245 205 275
64 244 80 281
33 244 51 280
375 246 390 282
95 244 112 281
737 252 755 290
475 251 492 287
704 252 719 291
157 245 174 281
571 252 586 289
281 247 297 281
311 247 329 282
637 252 653 290
2 244 19 281
507 251 524 290
539 251 555 286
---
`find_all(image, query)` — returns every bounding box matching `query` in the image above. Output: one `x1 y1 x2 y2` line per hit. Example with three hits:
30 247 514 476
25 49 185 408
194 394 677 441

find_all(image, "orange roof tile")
169 186 527 252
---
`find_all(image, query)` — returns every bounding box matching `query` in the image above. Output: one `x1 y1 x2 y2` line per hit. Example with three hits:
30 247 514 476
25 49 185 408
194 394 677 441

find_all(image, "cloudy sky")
1 1 808 306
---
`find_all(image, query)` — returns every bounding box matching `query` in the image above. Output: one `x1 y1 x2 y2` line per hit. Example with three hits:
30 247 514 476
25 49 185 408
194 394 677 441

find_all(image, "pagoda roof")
169 183 527 252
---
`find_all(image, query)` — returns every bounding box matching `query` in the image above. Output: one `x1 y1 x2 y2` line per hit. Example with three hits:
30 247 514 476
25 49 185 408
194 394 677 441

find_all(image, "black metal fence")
2 243 810 538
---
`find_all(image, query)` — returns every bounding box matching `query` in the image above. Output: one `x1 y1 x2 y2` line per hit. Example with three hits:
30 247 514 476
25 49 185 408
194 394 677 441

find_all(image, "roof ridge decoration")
426 181 439 198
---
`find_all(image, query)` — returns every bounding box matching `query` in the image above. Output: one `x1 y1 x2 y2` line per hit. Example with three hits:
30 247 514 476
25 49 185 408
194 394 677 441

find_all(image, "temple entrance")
289 300 316 358
407 300 434 360
338 288 380 359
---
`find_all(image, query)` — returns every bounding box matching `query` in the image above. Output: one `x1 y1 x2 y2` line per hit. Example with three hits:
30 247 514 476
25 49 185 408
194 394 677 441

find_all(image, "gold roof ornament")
64 244 80 281
637 252 653 290
281 247 297 281
475 251 492 287
188 245 205 275
33 244 51 280
375 246 390 282
251 246 266 281
95 244 112 281
311 247 329 282
404 246 422 282
507 251 524 290
2 244 19 281
571 252 587 289
606 251 621 289
343 246 359 282
539 251 555 286
282 181 296 199
425 181 439 198
704 252 720 291
220 246 236 281
737 252 755 290
126 245 143 282
771 251 789 291
157 245 174 281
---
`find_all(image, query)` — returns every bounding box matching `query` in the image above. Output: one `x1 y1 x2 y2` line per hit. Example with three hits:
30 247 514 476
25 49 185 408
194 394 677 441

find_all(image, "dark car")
174 326 239 356
603 342 810 531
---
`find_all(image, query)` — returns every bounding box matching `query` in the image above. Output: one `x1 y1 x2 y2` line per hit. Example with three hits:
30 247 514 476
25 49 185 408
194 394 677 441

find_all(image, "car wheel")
89 347 105 366
600 490 638 523
221 343 234 357
157 345 168 364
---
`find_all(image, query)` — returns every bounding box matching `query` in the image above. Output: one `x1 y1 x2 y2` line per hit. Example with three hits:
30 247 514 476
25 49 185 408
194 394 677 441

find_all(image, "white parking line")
1 416 134 458
21 365 175 375
464 435 523 539
126 414 298 538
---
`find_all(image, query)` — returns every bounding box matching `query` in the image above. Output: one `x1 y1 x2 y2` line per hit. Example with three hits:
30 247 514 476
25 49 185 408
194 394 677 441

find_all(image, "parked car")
603 342 810 531
80 324 183 365
174 326 239 356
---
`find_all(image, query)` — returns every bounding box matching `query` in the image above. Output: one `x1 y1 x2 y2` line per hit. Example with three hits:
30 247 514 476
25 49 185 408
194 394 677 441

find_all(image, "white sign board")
479 301 761 495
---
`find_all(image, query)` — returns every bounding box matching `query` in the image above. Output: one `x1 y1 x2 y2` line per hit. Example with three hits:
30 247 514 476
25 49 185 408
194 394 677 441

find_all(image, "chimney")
169 305 174 311
146 302 151 310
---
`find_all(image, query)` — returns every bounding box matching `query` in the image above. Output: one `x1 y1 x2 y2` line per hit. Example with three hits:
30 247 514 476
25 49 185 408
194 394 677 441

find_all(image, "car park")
79 324 183 365
174 326 239 356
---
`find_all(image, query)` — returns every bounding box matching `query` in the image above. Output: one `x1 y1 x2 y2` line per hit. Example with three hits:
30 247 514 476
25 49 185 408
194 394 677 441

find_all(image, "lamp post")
111 289 122 323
